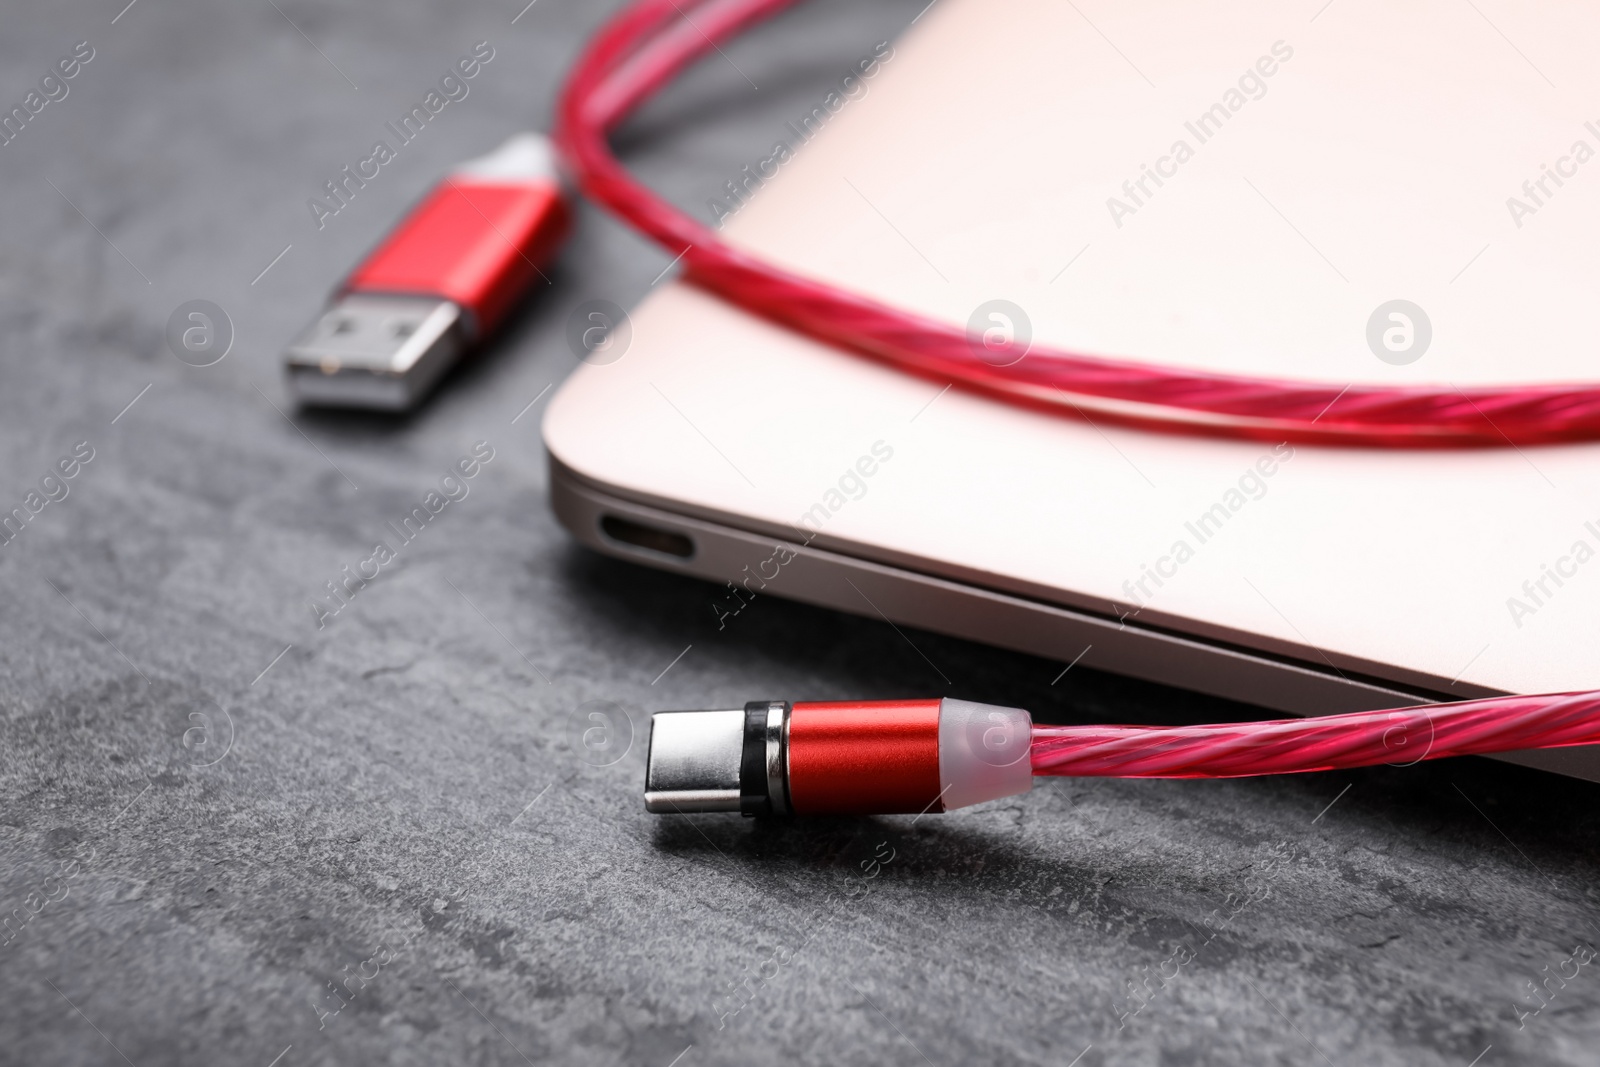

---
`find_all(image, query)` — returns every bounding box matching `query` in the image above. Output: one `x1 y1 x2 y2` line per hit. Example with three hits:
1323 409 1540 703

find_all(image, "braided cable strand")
556 0 1600 446
1029 691 1600 778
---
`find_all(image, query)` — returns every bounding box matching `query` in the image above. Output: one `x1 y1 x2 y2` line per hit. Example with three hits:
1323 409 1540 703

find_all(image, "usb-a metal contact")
285 294 465 411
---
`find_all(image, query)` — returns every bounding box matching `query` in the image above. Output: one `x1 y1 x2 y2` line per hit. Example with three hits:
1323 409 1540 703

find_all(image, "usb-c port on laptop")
599 515 694 559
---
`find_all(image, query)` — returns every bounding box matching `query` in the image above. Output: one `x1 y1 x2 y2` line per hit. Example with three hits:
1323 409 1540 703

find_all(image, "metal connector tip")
645 703 792 816
285 294 465 411
644 709 746 813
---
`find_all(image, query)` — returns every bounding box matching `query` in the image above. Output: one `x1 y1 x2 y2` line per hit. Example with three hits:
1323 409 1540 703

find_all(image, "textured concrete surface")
3 1 1600 1065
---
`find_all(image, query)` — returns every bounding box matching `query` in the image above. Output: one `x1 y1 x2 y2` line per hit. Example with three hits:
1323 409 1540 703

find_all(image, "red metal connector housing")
284 133 570 410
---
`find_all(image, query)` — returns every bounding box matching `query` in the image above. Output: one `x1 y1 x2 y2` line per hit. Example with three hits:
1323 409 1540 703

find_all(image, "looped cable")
555 0 1600 447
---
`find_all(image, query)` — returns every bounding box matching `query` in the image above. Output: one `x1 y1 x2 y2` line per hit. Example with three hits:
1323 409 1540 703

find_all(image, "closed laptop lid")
546 0 1600 701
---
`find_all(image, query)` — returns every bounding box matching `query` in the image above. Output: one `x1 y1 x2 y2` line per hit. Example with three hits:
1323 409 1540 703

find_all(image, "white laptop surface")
545 0 1600 778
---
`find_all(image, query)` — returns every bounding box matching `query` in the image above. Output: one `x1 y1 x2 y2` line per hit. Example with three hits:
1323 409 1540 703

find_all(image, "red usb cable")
645 695 1600 816
281 0 1600 811
1028 690 1600 777
554 0 1600 447
543 0 1600 811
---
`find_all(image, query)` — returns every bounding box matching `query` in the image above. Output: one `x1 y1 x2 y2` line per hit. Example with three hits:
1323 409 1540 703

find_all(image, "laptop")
544 0 1600 781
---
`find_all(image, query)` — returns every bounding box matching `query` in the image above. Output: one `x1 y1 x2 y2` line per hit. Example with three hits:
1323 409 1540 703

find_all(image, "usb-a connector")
286 295 464 411
286 295 463 410
281 132 570 411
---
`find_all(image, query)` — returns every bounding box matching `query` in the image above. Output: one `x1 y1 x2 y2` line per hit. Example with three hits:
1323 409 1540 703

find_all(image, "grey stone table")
2 1 1598 1064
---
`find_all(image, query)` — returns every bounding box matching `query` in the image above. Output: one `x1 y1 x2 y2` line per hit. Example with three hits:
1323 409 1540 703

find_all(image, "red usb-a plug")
285 133 570 410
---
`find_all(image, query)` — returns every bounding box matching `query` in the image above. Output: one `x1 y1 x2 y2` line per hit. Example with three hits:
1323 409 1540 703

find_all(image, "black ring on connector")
740 701 776 817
